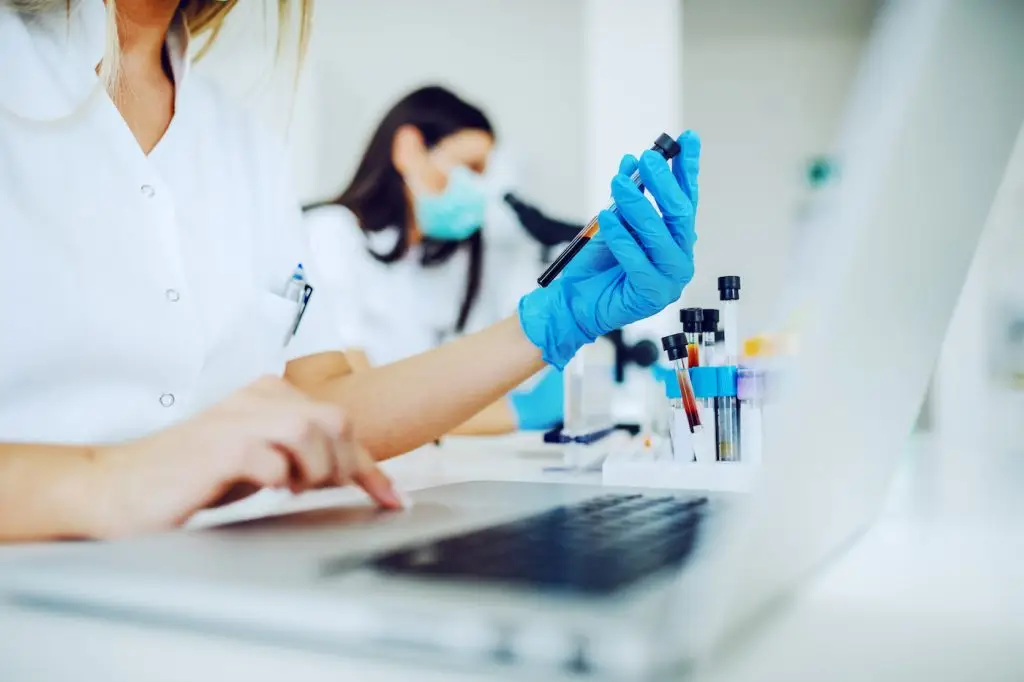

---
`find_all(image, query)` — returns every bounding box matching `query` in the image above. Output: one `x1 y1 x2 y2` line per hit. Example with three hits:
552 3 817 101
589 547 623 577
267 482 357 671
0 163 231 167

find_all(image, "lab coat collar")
364 228 440 263
42 0 107 77
366 228 403 258
0 0 190 120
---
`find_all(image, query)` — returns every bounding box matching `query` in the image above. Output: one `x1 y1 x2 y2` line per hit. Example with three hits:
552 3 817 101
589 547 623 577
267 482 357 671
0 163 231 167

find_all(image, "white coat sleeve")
469 199 541 333
304 206 370 353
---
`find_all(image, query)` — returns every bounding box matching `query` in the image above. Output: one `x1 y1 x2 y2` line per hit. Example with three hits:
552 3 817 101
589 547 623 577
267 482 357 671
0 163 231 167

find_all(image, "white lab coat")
305 203 536 366
0 2 340 445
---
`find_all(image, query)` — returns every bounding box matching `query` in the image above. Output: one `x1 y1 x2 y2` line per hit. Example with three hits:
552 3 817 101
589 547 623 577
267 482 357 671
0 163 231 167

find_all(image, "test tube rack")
601 448 758 493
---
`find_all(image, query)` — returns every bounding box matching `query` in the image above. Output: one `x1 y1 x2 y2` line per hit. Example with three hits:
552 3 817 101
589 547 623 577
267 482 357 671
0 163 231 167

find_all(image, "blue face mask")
414 166 487 241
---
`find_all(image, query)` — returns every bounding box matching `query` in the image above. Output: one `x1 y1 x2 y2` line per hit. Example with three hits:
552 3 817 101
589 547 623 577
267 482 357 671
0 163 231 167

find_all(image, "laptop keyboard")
369 494 708 595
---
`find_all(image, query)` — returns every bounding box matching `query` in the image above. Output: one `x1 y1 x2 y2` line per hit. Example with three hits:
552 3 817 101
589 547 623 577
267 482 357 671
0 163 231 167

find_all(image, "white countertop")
1 433 1021 682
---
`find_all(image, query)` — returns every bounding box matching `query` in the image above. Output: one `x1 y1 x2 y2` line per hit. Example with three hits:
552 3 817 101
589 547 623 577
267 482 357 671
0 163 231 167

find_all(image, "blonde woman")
0 0 701 542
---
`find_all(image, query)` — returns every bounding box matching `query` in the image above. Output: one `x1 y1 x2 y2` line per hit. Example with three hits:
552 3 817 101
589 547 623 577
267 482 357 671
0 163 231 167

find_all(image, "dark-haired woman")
306 87 562 434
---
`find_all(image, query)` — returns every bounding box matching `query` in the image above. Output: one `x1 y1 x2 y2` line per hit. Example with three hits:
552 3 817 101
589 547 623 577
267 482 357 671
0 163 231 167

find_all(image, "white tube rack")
601 448 757 493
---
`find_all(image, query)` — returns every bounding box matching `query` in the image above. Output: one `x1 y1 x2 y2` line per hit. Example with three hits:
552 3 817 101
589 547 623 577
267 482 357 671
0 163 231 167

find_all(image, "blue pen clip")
281 263 313 344
290 284 314 337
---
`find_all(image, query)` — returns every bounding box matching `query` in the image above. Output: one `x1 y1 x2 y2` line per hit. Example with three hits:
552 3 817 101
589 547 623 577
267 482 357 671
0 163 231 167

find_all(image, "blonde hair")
6 1 312 95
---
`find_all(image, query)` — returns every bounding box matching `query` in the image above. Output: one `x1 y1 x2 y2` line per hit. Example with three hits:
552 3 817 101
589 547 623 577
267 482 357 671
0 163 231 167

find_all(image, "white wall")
681 0 875 336
582 0 683 212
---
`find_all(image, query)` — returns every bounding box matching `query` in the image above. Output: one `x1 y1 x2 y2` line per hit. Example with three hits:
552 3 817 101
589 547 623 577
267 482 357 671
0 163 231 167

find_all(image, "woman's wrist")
72 444 131 539
20 444 122 540
517 284 592 371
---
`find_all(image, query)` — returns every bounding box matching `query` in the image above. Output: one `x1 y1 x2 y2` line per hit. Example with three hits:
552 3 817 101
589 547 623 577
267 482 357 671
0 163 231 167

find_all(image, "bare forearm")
307 316 545 459
449 399 517 437
0 444 101 542
289 348 518 438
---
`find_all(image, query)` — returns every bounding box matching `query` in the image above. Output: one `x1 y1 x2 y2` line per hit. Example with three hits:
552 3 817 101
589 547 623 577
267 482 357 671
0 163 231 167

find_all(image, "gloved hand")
508 367 564 431
519 131 701 370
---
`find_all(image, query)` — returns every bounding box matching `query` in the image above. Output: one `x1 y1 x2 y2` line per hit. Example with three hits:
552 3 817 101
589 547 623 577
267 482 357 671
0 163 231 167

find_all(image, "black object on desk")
542 423 641 444
604 329 660 383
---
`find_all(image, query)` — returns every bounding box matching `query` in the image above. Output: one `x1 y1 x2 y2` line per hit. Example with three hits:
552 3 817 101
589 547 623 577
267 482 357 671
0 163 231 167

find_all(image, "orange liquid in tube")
676 368 703 432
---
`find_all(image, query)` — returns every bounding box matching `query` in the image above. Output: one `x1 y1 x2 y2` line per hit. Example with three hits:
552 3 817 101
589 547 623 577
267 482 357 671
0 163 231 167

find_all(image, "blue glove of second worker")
508 367 564 431
519 131 701 370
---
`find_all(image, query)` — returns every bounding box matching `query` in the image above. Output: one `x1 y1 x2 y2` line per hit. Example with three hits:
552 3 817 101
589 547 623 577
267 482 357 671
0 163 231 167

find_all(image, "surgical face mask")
414 166 487 241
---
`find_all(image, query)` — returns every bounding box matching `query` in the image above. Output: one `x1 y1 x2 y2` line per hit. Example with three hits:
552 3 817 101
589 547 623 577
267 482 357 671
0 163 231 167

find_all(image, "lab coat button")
140 184 156 198
165 289 180 302
159 393 176 408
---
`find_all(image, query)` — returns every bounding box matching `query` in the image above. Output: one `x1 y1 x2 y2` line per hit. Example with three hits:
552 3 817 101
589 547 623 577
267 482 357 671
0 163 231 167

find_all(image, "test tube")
661 334 702 434
715 366 740 462
538 133 682 287
718 276 742 365
562 353 586 442
701 309 720 366
652 369 677 441
680 308 704 368
661 368 694 462
689 367 719 464
737 367 765 465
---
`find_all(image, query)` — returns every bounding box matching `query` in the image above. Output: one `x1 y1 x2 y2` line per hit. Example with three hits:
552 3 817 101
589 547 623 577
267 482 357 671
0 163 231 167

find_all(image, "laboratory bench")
0 433 1021 682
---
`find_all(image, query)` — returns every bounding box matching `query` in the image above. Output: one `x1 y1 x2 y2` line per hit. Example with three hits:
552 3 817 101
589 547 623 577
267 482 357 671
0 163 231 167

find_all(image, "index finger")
347 444 404 510
672 131 701 207
638 150 693 225
618 153 639 177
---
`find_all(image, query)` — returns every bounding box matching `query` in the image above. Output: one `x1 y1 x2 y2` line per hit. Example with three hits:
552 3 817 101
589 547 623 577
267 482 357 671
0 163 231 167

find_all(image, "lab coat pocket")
203 293 298 402
259 291 301 352
234 292 297 379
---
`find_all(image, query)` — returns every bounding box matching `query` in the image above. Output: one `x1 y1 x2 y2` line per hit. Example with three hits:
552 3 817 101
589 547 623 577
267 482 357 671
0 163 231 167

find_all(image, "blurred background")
196 0 888 336
192 0 1023 505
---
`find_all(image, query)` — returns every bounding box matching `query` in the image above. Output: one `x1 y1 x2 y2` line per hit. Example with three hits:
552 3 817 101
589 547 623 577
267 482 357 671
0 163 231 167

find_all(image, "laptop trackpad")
213 502 452 533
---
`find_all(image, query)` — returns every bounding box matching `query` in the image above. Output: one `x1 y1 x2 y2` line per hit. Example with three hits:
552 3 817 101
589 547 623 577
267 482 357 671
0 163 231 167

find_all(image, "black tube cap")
652 133 682 161
715 330 725 343
702 308 720 332
718 275 741 302
680 308 704 333
661 333 688 362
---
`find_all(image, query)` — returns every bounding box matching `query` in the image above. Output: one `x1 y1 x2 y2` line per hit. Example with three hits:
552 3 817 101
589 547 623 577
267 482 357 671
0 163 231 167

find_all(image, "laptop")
2 1 1021 679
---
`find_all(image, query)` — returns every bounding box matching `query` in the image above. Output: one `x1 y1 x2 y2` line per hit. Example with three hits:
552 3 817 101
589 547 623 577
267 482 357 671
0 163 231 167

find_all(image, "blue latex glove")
508 367 564 431
519 131 701 370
